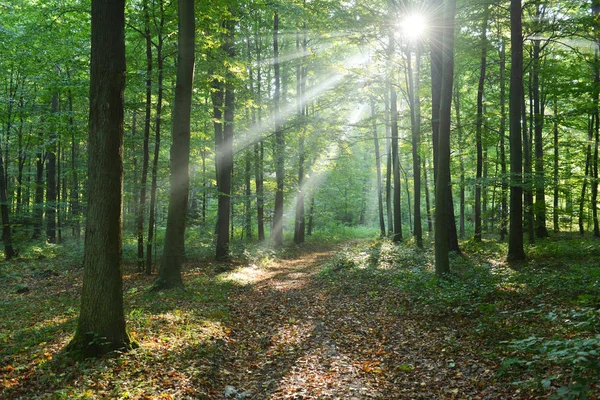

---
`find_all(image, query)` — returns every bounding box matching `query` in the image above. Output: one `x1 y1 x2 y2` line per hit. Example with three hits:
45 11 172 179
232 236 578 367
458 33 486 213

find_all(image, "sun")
400 14 427 40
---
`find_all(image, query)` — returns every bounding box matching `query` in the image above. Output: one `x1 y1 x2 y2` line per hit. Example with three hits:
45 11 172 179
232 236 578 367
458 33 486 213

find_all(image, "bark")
533 23 549 238
385 87 393 235
371 97 386 237
553 98 559 232
146 0 164 274
67 0 132 358
435 0 456 276
255 23 265 241
474 8 488 242
508 0 526 262
136 0 152 272
423 159 433 232
294 26 306 245
272 9 285 247
454 84 466 239
592 48 600 237
523 76 535 244
0 142 15 259
409 43 423 247
46 92 58 244
67 79 80 239
499 37 508 240
215 16 235 259
155 0 195 289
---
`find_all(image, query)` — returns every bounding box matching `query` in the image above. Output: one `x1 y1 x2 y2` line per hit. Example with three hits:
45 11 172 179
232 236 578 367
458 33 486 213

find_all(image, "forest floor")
1 236 600 399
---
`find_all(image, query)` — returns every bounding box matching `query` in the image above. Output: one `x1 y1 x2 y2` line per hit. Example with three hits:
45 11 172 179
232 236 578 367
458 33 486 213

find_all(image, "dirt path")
213 245 519 400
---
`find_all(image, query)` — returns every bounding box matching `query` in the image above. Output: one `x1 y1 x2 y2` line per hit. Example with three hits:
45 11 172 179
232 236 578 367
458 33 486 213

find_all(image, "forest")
1 0 600 398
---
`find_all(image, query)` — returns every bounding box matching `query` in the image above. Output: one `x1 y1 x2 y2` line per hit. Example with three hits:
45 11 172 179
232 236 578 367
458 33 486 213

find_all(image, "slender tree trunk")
46 92 58 244
155 0 195 289
533 28 549 238
255 24 265 241
67 0 132 357
423 159 433 232
454 83 466 238
215 17 235 259
580 131 592 234
0 141 15 259
67 82 80 239
146 2 164 274
272 9 285 246
385 87 393 236
293 26 306 245
523 76 535 244
508 0 526 261
371 97 386 237
553 98 560 232
434 0 456 276
409 43 423 247
592 47 600 237
136 0 153 272
499 37 508 240
474 8 488 242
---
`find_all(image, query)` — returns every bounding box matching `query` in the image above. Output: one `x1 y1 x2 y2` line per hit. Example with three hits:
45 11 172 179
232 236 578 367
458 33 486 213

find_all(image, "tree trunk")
434 0 456 276
409 43 423 247
508 0 526 262
255 24 265 241
423 159 432 232
46 92 58 244
67 0 132 358
214 16 235 259
155 0 195 290
385 86 393 236
453 83 466 238
499 36 508 240
523 75 535 244
272 9 285 247
553 97 559 232
146 0 164 274
293 26 306 245
474 7 488 242
533 22 549 238
371 97 386 237
592 47 600 237
0 141 15 259
136 0 153 272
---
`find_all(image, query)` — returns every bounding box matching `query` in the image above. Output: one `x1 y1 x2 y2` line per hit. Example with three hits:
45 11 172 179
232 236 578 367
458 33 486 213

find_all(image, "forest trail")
214 244 515 400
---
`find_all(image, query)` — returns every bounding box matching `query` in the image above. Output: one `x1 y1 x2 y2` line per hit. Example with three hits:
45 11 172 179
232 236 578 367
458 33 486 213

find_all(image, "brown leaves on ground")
2 243 542 399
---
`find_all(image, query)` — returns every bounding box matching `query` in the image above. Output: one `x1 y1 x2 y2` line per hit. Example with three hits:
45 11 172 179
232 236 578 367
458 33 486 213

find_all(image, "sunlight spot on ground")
219 264 271 286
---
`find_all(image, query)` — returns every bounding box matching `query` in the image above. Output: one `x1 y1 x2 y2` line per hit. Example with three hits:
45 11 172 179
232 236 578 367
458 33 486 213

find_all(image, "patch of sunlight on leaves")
218 263 270 286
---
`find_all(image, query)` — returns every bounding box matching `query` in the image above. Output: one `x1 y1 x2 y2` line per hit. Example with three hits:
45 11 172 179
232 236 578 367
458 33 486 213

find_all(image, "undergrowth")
319 235 600 399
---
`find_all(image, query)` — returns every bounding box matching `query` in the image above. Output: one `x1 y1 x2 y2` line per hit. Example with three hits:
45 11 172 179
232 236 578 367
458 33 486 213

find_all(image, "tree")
67 0 133 358
272 8 285 247
155 0 195 289
508 0 526 262
434 0 456 276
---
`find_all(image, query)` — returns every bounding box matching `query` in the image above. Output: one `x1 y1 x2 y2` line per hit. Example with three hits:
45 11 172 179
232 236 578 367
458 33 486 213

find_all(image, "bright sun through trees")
400 14 427 40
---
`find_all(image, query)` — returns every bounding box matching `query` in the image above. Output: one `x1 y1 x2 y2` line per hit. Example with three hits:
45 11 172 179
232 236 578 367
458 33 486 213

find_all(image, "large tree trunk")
434 0 456 276
155 0 195 289
430 0 460 253
146 0 164 274
508 0 526 262
67 0 132 358
272 9 285 246
592 47 600 237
